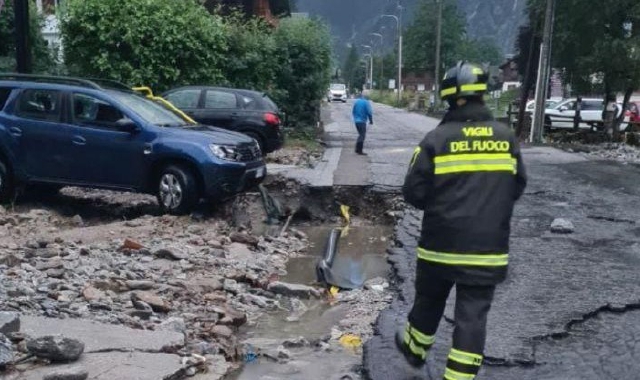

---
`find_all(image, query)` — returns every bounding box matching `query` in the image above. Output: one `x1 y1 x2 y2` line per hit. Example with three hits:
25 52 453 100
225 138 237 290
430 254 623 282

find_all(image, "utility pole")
370 33 384 90
433 0 443 109
14 0 32 73
362 45 373 90
381 11 402 105
530 0 556 144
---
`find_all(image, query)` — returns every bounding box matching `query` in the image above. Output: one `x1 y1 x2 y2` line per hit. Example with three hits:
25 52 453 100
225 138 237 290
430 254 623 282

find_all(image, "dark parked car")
162 86 284 154
0 74 265 214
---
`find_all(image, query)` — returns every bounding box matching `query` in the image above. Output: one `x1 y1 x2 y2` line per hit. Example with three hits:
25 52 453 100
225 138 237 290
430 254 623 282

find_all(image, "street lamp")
381 12 403 105
362 45 374 90
370 33 384 90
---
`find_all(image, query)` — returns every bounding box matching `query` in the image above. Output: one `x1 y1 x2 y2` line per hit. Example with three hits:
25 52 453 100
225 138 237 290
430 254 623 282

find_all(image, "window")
111 92 187 127
165 89 201 109
16 89 61 122
0 88 12 111
582 101 603 111
72 93 125 128
204 90 237 109
241 95 258 110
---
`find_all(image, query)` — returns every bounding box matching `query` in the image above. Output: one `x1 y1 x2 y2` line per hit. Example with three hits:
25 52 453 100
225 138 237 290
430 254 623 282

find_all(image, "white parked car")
524 97 563 112
544 98 628 131
327 83 347 103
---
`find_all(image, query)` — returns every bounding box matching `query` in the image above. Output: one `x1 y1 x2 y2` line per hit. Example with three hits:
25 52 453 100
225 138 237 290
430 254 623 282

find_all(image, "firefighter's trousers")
405 261 496 379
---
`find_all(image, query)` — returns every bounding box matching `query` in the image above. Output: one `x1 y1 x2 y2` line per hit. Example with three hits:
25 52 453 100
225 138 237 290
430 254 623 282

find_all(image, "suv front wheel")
157 165 199 215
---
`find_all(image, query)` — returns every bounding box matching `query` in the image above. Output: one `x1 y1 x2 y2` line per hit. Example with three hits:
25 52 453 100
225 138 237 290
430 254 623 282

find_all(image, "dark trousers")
355 122 366 152
408 262 495 377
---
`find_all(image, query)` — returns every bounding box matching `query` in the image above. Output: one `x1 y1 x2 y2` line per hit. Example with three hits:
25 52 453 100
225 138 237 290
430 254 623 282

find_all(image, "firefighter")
396 61 527 379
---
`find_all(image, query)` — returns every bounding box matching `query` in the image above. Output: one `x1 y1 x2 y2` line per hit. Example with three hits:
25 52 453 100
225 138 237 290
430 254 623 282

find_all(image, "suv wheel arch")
0 153 15 203
241 130 266 153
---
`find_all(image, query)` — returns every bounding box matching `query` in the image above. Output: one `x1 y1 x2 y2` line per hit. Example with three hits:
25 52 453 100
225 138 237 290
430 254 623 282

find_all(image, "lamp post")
362 45 373 90
381 12 402 105
370 33 384 90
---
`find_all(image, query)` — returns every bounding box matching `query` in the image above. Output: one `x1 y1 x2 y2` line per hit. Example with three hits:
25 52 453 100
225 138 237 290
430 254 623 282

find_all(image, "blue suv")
0 74 266 214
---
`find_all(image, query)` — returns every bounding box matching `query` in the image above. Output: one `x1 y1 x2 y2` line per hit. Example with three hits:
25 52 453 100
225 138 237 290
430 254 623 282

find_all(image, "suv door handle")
9 127 22 137
72 136 86 146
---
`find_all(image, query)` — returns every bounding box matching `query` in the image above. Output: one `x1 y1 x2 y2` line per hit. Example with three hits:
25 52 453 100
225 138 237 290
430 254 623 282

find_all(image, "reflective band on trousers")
403 323 435 359
448 348 483 366
434 153 517 175
444 367 477 380
418 248 508 267
440 83 488 98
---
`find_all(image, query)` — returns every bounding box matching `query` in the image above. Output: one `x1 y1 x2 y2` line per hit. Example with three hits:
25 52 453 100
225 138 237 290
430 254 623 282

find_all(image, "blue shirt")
352 98 373 124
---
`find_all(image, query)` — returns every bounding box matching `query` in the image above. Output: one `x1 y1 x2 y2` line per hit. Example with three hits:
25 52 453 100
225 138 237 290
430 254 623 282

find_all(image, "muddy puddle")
232 224 392 379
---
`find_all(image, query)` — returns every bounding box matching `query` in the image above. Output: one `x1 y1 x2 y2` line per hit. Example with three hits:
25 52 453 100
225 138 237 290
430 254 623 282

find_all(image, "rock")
154 247 188 261
82 286 106 301
189 277 223 293
277 345 291 359
211 325 234 339
47 268 66 278
131 292 171 313
225 243 254 261
71 215 84 227
217 307 247 327
229 232 259 246
242 293 270 308
0 312 20 335
267 281 321 299
126 280 155 290
186 225 204 235
223 279 241 295
120 239 144 251
0 334 13 368
550 218 575 234
36 258 64 271
43 366 89 380
27 335 85 362
158 317 186 334
282 336 309 348
290 228 308 240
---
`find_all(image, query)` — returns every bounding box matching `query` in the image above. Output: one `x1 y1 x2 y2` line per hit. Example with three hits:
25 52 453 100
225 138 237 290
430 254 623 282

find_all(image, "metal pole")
530 0 556 144
14 0 32 73
433 0 443 109
371 33 384 90
398 7 403 106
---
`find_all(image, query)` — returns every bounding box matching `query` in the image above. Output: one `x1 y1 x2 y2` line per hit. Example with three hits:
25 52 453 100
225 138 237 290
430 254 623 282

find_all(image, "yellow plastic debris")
340 204 351 237
339 334 362 349
329 286 340 297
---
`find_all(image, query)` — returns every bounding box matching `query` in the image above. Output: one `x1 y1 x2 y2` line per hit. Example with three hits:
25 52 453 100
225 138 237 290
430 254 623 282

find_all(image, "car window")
330 84 346 91
0 87 12 111
582 100 603 111
165 89 201 109
204 90 237 109
241 95 258 110
110 91 187 127
559 101 575 110
262 95 279 112
72 93 127 128
15 89 61 122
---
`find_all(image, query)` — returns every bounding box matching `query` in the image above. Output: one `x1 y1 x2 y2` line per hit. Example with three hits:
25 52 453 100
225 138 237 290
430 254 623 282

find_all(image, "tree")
61 0 228 92
343 45 364 91
403 0 465 73
273 17 332 130
0 0 54 73
529 0 640 139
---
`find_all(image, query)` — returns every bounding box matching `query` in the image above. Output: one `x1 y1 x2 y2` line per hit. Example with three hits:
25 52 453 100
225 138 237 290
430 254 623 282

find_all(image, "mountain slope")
296 0 527 55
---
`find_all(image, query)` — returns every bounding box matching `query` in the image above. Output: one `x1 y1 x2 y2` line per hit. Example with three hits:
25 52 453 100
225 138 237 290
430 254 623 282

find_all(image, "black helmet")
440 61 488 102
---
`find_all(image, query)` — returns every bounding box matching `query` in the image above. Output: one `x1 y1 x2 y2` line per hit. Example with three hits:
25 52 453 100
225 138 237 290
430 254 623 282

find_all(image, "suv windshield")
330 84 346 91
111 91 187 126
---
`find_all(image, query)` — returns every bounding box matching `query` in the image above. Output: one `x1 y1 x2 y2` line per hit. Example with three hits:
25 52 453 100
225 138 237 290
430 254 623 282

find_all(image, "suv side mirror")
559 106 568 112
116 118 140 133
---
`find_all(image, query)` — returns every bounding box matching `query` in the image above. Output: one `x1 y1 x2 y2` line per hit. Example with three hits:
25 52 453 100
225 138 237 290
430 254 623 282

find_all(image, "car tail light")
264 112 280 127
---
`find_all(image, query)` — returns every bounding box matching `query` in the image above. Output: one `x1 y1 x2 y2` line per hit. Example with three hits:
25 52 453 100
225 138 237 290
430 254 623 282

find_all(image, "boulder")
0 333 13 368
131 292 171 313
550 218 575 234
27 335 85 362
0 312 20 335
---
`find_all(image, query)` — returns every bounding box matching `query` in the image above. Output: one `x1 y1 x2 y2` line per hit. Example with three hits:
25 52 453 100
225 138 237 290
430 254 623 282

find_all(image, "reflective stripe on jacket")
402 102 527 285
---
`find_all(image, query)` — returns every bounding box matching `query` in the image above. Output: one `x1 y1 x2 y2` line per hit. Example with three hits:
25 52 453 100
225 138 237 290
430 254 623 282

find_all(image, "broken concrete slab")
8 352 184 380
41 366 88 380
267 281 322 299
0 312 20 335
20 316 184 353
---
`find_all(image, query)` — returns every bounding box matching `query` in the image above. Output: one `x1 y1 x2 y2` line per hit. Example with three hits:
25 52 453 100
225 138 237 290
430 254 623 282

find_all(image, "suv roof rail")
0 73 102 89
86 78 132 91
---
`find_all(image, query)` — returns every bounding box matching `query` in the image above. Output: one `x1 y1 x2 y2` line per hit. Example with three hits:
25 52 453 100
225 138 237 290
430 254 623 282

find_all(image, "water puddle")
232 224 392 379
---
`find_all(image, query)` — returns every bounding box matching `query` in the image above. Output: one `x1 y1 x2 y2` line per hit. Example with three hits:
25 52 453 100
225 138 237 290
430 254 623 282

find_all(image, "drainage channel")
228 223 393 380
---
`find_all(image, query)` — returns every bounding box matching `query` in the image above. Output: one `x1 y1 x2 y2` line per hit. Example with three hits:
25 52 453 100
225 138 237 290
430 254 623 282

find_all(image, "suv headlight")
210 144 238 161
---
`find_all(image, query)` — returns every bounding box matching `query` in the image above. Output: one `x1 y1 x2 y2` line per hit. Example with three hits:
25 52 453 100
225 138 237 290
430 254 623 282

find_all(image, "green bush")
369 90 411 108
272 17 332 131
61 0 227 92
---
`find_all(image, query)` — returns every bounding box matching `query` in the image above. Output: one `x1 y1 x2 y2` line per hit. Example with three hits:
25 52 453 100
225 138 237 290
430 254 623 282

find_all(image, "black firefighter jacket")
403 102 527 285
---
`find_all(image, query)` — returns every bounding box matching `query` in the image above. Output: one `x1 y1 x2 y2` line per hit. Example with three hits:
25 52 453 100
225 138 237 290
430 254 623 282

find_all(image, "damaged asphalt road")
364 143 640 379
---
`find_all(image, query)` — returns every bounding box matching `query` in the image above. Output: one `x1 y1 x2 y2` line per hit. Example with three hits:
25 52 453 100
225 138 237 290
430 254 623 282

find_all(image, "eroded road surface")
321 102 640 380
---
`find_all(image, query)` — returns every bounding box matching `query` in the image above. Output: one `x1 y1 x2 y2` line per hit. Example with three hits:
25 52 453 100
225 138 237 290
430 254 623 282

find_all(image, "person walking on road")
352 91 373 155
396 61 528 379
